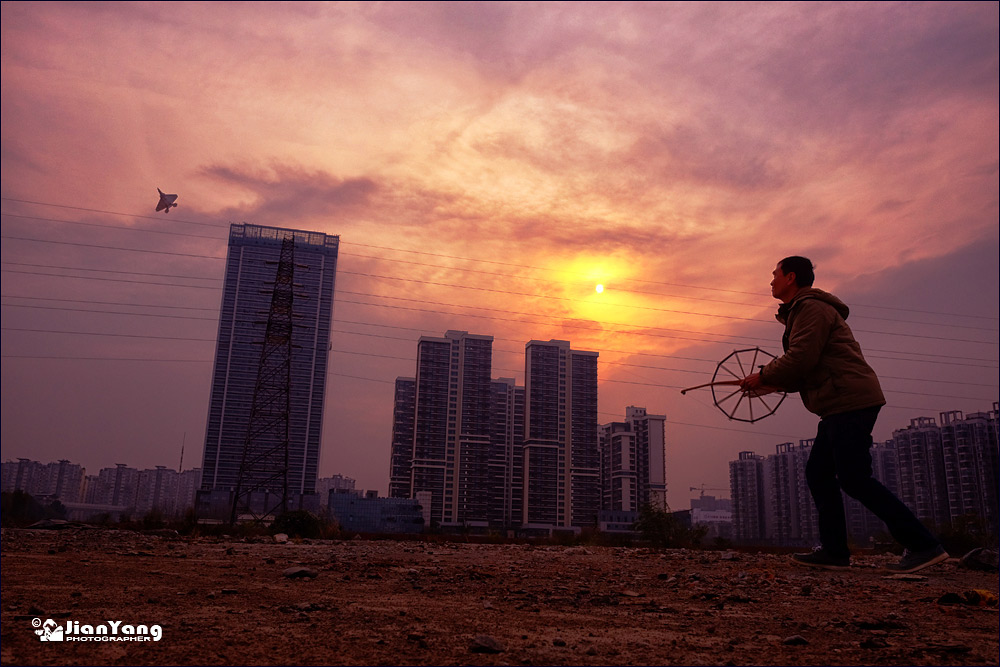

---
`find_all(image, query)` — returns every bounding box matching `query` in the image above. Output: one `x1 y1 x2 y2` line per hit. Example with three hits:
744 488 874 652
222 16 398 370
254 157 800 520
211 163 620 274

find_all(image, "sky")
2 1 997 511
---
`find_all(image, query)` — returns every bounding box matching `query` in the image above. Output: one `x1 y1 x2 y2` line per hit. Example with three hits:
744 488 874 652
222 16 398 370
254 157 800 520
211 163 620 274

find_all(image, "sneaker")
885 545 949 574
792 547 850 570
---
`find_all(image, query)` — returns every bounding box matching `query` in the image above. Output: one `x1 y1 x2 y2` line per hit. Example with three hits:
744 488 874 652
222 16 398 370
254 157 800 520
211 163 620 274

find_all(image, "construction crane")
690 484 727 499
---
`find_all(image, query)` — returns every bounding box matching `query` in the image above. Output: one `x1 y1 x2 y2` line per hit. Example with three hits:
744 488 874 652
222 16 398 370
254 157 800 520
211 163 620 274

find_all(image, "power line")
2 261 220 282
4 285 995 367
0 234 224 260
0 238 828 326
334 297 1000 358
1 327 214 342
329 317 997 367
1 197 228 229
0 294 218 312
3 209 996 377
2 303 219 322
8 209 995 333
4 239 996 345
1 212 227 241
8 295 987 372
1 355 209 363
4 196 997 323
6 313 993 400
342 266 999 342
2 308 993 388
3 198 996 448
3 268 223 290
340 239 1000 322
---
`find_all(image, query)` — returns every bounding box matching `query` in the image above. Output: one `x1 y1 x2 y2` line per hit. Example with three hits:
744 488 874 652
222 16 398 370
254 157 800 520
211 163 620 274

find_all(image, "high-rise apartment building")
733 440 904 547
841 440 900 543
175 468 203 515
600 422 635 512
599 406 667 512
199 224 339 515
388 377 416 500
135 466 179 516
893 416 950 528
389 334 600 533
884 406 998 533
490 378 526 527
766 441 818 546
1 458 85 503
405 331 494 527
729 403 998 546
939 409 999 528
86 463 141 507
523 339 599 529
388 356 527 530
729 451 767 542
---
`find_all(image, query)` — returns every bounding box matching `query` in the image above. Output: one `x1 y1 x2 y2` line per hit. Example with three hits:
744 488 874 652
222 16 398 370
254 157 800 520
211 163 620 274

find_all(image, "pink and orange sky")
2 2 997 509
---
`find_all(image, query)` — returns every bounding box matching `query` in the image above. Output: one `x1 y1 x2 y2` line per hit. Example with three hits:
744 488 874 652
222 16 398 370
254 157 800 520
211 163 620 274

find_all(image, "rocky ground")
1 528 997 666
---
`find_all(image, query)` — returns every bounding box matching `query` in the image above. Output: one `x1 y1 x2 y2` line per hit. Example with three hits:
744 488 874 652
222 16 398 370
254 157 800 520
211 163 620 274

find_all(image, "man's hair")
778 256 815 287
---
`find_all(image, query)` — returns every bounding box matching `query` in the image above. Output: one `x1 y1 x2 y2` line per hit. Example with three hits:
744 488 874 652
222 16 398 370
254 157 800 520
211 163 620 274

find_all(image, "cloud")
203 164 379 224
628 119 788 192
753 3 998 132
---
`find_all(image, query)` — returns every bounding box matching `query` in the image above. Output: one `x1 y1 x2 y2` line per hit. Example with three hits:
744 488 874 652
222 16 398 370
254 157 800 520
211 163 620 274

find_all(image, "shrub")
270 510 328 539
633 504 707 549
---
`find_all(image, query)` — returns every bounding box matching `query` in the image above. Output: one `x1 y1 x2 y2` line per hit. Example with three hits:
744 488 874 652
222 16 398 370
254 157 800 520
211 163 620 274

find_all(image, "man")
740 256 947 573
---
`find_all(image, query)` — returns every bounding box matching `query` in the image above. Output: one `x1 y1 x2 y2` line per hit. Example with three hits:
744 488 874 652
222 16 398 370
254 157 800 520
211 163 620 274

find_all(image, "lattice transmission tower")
229 235 302 524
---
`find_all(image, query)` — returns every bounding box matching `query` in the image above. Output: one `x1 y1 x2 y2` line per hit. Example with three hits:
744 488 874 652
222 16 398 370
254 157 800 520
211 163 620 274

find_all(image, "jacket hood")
776 288 849 323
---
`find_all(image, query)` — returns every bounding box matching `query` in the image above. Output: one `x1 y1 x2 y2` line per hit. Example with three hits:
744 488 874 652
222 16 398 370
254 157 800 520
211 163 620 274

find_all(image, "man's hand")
740 373 762 392
740 373 779 397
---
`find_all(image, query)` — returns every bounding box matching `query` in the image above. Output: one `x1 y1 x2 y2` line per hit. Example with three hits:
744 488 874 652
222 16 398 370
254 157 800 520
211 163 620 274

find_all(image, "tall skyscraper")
388 377 416 500
405 331 494 527
199 224 339 516
390 333 605 533
893 416 950 528
939 409 999 528
599 421 635 512
389 338 528 531
729 451 767 542
766 441 818 546
599 406 667 512
523 339 599 529
490 378 525 527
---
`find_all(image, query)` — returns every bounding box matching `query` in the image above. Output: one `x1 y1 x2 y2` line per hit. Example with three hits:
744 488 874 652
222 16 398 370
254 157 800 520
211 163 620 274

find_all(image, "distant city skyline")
730 404 999 545
8 401 996 518
1 457 357 523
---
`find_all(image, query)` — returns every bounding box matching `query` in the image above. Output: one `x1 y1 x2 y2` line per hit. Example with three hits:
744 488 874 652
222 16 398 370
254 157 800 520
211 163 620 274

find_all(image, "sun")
595 284 604 294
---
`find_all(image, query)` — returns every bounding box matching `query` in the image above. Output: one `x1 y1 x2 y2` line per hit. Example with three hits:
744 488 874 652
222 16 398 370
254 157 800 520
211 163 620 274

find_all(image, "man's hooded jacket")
759 288 885 419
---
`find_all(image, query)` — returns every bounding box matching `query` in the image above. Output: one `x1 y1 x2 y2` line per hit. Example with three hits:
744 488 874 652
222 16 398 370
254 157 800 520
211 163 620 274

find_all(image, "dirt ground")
1 528 997 666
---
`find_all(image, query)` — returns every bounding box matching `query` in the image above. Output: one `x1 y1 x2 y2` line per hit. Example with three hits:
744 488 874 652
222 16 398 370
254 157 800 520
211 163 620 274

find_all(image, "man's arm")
755 299 835 391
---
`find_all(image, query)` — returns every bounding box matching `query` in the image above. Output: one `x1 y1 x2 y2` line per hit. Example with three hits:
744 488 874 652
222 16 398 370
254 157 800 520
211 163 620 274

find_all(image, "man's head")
771 256 814 302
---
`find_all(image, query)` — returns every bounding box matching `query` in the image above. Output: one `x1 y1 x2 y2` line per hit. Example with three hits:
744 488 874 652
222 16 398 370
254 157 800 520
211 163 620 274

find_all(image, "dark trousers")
806 405 938 558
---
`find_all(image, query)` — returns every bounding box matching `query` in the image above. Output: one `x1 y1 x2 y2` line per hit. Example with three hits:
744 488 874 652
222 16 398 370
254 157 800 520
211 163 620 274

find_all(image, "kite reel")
680 347 787 423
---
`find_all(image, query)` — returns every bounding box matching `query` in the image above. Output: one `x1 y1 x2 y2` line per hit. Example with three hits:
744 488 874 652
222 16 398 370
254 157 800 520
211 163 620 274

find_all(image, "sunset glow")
1 2 997 508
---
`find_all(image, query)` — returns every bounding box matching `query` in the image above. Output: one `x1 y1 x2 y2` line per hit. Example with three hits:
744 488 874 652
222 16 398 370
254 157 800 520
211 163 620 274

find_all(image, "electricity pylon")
230 235 296 524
